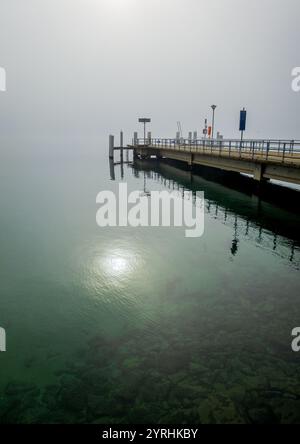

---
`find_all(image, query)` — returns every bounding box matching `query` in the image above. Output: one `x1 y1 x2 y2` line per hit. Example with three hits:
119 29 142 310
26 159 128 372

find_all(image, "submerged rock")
247 406 279 424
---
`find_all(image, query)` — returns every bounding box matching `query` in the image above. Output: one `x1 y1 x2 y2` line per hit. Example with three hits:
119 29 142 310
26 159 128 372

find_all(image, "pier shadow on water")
0 155 300 424
130 158 300 267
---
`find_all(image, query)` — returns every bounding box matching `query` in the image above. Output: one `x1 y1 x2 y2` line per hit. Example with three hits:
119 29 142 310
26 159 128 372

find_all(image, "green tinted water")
0 139 300 424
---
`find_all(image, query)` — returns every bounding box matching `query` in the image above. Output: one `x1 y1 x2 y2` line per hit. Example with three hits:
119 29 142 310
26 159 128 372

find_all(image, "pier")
128 138 300 185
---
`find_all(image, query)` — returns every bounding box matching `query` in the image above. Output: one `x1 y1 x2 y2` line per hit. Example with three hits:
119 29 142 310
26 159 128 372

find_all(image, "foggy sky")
0 0 300 145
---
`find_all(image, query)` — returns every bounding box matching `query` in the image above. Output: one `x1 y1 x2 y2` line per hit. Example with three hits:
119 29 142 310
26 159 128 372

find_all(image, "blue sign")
239 109 247 132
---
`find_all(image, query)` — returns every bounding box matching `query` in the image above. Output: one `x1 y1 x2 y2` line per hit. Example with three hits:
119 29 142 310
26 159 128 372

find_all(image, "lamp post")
203 118 208 140
211 105 217 139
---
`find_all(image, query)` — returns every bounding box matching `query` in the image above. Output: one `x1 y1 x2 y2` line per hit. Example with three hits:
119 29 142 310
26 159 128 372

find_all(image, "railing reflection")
108 157 299 268
129 161 300 268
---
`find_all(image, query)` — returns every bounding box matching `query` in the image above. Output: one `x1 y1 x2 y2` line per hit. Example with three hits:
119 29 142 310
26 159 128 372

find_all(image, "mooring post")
109 135 114 159
133 132 138 159
120 131 124 162
109 158 115 181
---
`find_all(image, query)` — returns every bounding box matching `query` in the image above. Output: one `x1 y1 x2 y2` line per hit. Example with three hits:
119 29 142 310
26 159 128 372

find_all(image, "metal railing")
133 138 300 165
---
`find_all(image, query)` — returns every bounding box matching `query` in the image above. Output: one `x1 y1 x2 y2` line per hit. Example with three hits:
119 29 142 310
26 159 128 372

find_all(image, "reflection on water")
79 241 144 311
104 253 131 275
98 249 138 278
0 150 300 424
128 159 300 269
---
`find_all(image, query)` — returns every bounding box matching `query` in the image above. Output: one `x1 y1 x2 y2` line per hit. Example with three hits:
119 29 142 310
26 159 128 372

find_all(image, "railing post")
266 141 270 160
282 143 286 163
291 140 294 155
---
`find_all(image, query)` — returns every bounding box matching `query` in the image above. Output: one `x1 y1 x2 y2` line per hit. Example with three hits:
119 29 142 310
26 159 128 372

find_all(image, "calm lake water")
0 137 300 424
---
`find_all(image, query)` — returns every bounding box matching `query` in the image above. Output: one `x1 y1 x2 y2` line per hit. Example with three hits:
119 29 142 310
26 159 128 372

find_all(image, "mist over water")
0 136 299 423
1 0 300 141
1 0 300 424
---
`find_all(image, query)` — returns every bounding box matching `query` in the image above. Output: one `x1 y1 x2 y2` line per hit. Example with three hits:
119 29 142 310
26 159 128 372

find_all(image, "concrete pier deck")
130 138 300 185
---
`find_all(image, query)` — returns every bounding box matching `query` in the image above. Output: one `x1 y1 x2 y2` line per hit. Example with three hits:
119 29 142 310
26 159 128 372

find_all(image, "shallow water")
0 138 300 424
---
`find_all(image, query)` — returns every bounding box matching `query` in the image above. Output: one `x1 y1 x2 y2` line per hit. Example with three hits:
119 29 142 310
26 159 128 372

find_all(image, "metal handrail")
134 138 300 164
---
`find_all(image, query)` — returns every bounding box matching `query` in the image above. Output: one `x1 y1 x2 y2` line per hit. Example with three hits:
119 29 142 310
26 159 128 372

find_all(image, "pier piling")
109 135 114 159
120 131 124 162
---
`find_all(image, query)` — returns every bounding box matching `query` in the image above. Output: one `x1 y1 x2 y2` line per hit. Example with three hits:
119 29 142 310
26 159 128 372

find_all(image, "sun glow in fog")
105 255 129 274
98 248 139 279
101 0 136 13
83 247 141 294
